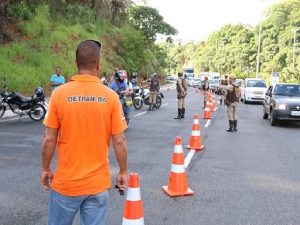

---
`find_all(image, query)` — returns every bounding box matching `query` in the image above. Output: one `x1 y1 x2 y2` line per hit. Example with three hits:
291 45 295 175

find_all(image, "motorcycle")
0 80 47 121
133 87 164 110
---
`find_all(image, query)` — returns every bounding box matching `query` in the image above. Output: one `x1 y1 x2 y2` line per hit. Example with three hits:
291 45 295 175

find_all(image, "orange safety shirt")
43 75 127 196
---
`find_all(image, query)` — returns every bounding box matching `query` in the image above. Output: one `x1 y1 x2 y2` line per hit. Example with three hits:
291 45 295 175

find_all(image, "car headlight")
276 104 287 110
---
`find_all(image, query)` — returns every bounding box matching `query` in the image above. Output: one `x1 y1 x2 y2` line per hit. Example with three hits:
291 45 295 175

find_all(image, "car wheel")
263 107 268 119
270 109 278 126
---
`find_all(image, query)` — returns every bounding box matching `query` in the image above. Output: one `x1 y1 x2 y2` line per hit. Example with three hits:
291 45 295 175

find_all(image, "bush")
8 3 32 20
23 5 50 37
64 5 96 25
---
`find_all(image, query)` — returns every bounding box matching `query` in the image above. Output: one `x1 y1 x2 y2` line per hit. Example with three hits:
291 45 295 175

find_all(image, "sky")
134 0 282 43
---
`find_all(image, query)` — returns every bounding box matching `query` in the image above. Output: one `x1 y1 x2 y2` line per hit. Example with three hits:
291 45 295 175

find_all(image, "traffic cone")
202 105 212 119
162 136 194 197
211 99 217 111
122 172 144 225
207 100 215 112
187 114 204 150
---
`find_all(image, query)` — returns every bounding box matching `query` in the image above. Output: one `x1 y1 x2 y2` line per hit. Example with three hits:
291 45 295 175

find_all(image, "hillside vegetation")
0 1 176 93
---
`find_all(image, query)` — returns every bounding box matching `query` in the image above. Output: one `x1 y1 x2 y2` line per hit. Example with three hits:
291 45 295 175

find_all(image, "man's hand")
40 170 54 191
116 171 128 190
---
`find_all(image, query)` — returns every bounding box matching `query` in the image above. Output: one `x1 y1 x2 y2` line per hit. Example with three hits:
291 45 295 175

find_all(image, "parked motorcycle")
0 80 47 121
133 87 164 110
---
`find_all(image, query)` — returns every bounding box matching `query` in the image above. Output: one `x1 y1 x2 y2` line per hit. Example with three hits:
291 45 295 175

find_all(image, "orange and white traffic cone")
187 114 204 150
162 136 194 197
122 172 144 225
207 100 215 112
211 99 217 111
202 105 212 119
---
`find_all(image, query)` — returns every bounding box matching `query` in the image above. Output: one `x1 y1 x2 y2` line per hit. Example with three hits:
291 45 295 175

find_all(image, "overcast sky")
134 0 282 43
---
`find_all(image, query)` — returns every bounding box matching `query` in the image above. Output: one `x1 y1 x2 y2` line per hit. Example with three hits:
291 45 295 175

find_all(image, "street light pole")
256 0 263 78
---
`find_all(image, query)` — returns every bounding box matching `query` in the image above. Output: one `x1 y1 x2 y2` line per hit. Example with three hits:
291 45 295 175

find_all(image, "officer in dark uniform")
174 72 187 119
201 76 209 108
219 75 229 105
148 73 160 111
219 75 241 132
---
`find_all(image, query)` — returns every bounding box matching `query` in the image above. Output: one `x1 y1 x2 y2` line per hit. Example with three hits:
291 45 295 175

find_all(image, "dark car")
263 83 300 126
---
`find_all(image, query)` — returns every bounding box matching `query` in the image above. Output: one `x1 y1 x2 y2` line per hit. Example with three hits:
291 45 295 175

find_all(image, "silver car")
263 83 300 126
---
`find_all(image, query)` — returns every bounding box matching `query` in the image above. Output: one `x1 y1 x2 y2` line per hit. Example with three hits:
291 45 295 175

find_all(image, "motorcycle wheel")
133 98 143 110
0 105 6 118
28 103 46 121
154 96 162 109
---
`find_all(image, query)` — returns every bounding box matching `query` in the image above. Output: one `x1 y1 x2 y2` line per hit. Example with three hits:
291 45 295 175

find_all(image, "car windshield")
273 85 300 97
246 80 266 88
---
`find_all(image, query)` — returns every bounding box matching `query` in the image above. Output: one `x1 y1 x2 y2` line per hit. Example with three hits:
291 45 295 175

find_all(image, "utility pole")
256 0 263 79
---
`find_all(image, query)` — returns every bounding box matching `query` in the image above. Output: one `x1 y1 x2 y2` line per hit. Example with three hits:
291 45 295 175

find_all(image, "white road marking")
184 149 196 168
0 116 29 123
161 103 168 107
132 111 147 117
205 119 211 128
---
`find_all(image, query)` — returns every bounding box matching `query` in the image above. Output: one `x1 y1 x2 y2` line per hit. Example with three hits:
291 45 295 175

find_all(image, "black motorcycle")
0 81 47 121
133 87 164 110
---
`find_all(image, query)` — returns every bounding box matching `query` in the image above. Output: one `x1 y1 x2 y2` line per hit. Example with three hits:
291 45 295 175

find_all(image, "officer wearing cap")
174 72 188 119
148 73 160 111
219 75 241 132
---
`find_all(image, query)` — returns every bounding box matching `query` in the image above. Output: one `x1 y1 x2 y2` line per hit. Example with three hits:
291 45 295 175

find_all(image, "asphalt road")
0 86 300 225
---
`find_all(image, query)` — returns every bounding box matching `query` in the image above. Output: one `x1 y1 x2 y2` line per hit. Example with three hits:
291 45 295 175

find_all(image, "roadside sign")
271 72 280 86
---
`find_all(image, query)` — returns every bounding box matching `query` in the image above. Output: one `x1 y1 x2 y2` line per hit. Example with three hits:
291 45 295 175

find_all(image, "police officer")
219 75 229 105
148 73 160 111
174 72 187 119
220 75 241 132
201 76 209 108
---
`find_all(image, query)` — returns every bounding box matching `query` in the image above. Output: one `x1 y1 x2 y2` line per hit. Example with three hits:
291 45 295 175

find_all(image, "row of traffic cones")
122 114 206 224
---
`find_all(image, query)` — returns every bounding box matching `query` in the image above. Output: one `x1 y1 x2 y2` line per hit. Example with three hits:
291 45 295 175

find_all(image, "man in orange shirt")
40 40 128 225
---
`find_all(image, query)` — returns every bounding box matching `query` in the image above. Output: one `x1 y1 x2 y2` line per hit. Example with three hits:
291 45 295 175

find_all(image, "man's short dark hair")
178 72 183 77
76 40 101 70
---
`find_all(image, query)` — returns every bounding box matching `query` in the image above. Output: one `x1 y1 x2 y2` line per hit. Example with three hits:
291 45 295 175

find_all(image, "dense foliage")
0 0 176 93
161 0 300 84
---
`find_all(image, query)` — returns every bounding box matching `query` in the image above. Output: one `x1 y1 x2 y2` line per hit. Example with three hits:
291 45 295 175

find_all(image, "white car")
240 78 268 103
193 78 202 87
187 77 195 87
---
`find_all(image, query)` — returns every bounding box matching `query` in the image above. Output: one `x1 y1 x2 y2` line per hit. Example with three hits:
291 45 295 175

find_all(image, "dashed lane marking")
132 111 147 117
0 116 29 123
205 119 211 128
184 149 196 168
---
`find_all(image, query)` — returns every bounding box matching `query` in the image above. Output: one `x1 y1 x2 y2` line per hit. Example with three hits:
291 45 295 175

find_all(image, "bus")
183 67 194 79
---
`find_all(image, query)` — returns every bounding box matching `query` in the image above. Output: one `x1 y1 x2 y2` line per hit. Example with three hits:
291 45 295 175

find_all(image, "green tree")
129 5 177 43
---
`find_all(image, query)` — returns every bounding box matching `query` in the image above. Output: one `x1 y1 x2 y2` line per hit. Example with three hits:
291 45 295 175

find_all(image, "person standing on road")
201 76 210 108
220 75 241 132
219 75 229 105
50 66 65 93
174 72 187 119
148 73 160 111
41 40 128 225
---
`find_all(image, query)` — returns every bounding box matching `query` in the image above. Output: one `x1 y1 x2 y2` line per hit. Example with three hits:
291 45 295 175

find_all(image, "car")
165 75 176 82
192 77 202 87
208 79 219 93
236 79 243 87
240 78 268 103
187 77 195 87
263 83 300 126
